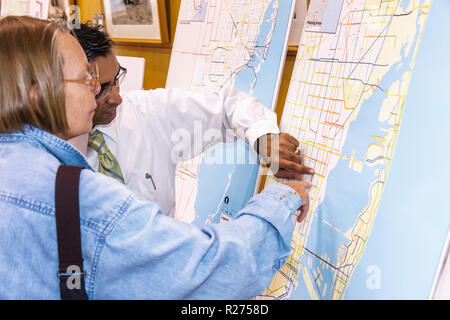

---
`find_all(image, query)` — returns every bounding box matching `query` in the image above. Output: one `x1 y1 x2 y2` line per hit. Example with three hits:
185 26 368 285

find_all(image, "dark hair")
73 23 113 62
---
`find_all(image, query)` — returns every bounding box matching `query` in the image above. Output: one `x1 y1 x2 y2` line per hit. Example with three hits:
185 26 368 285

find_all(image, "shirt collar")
2 126 94 170
91 122 117 143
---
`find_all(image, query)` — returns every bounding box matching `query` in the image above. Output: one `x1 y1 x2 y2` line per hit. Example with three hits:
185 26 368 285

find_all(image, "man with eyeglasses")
73 23 314 217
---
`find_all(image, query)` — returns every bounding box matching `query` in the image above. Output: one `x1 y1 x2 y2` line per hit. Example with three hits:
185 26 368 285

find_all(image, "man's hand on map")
256 133 315 180
284 181 312 222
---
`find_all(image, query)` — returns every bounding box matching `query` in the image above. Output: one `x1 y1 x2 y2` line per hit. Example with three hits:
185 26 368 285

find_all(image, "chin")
105 108 117 122
96 116 116 126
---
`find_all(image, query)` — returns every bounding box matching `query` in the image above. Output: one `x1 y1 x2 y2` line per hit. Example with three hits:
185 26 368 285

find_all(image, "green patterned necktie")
88 130 125 184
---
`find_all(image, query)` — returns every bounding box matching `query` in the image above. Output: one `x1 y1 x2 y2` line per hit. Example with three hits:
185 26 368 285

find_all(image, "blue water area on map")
399 0 410 11
290 35 415 300
346 1 450 299
233 0 278 103
295 70 395 300
290 0 450 300
233 0 293 108
193 140 259 227
193 0 295 225
248 0 293 108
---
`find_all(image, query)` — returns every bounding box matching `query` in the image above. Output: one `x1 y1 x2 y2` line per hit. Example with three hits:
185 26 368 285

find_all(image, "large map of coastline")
166 0 295 226
260 0 449 299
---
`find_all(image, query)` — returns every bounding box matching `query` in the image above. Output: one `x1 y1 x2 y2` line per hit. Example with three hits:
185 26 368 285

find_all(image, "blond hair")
0 16 70 134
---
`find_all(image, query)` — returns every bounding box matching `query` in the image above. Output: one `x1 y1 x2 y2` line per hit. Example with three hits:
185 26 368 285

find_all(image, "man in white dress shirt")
73 24 314 217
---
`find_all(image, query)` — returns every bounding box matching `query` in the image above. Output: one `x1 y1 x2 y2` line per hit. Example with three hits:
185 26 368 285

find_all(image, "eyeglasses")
95 65 127 101
64 63 100 93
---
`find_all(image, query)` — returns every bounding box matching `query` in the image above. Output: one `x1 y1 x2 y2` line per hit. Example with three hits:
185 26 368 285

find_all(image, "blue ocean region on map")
192 0 295 225
289 0 431 299
194 140 260 224
344 0 450 299
234 0 292 108
258 0 448 300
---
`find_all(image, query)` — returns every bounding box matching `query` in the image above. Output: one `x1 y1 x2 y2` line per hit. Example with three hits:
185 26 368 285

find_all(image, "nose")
108 85 122 105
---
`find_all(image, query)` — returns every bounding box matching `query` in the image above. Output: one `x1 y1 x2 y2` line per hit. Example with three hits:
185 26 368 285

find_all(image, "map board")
166 0 295 226
259 0 450 299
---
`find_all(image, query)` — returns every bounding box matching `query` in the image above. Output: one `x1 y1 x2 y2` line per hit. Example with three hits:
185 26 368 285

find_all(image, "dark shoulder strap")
55 165 88 300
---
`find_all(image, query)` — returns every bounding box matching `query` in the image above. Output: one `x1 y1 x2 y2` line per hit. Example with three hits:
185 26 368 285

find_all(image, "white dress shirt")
86 86 280 217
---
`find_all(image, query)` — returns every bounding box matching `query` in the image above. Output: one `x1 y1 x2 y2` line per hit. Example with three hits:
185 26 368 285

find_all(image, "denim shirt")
0 127 301 299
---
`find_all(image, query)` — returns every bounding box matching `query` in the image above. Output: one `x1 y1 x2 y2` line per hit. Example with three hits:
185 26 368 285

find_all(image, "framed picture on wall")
102 0 169 44
0 0 50 19
48 0 76 20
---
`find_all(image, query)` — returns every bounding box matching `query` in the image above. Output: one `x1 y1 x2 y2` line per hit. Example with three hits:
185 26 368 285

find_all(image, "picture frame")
0 0 50 19
48 0 75 21
102 0 169 45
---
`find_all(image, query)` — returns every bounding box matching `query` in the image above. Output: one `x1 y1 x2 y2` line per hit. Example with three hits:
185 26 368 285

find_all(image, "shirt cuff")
246 120 281 153
235 183 302 247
